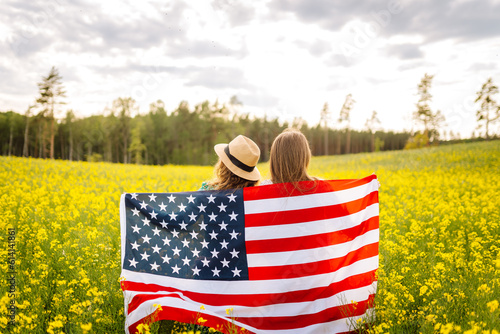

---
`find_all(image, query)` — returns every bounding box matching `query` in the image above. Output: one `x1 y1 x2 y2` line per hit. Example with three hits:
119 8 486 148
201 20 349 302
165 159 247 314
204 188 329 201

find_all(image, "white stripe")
244 179 379 214
125 283 376 334
121 255 378 296
247 229 379 267
120 194 127 266
245 203 379 241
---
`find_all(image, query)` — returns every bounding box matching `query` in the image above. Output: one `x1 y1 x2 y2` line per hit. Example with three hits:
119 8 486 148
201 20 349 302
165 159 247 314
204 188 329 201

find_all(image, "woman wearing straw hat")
199 135 261 190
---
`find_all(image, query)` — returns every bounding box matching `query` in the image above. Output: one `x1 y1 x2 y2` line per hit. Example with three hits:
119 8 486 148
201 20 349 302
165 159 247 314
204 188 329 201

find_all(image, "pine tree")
475 78 500 140
36 66 66 159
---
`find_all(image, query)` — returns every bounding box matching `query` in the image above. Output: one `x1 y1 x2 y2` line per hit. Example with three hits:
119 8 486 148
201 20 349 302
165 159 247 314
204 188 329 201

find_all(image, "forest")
0 68 498 166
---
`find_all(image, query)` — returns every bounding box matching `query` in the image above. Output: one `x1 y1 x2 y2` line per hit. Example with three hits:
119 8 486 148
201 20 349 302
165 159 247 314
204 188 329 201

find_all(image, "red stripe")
244 174 377 201
236 294 376 331
248 242 378 280
245 191 378 228
127 293 376 333
246 216 379 254
128 305 254 334
123 269 377 314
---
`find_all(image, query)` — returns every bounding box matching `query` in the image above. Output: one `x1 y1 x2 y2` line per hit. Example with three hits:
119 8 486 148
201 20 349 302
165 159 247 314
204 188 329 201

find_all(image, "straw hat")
214 135 261 181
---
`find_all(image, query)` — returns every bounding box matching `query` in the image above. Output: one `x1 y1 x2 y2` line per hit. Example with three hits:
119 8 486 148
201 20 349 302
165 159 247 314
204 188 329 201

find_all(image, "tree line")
1 67 498 165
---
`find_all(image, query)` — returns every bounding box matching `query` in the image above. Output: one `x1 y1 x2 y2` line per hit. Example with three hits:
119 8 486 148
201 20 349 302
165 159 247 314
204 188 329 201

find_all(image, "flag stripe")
244 191 378 227
245 204 379 241
246 215 379 253
247 229 379 267
243 174 378 202
123 268 377 313
248 242 378 280
121 256 378 295
125 288 376 333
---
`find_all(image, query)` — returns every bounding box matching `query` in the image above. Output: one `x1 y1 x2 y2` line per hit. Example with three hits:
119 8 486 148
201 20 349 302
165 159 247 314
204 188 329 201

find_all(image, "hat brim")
214 143 261 182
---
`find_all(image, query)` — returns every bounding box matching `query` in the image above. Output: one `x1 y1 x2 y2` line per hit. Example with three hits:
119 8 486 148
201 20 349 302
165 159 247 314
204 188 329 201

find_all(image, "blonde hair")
207 160 259 190
269 128 315 185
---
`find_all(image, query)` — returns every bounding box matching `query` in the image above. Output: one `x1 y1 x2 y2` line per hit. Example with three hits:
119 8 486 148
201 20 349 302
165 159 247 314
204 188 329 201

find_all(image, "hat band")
224 146 255 173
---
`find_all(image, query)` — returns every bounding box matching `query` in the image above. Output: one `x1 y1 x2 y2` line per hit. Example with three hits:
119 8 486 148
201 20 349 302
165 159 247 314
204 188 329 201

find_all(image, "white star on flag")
148 194 157 202
231 267 241 277
220 239 229 249
197 203 206 212
212 267 221 277
172 247 181 256
227 193 237 202
188 212 197 221
211 249 219 258
130 193 138 200
187 195 196 203
142 235 151 243
228 211 238 221
219 221 228 230
192 267 201 276
132 225 141 233
167 194 176 203
207 194 216 203
178 203 187 212
192 248 200 257
200 240 209 248
181 239 190 248
131 241 140 250
142 217 150 226
150 262 160 271
218 203 227 212
129 258 138 267
131 208 140 216
140 201 148 209
158 202 167 211
209 230 218 239
162 236 171 245
182 256 191 266
230 248 239 258
161 254 171 263
229 230 239 240
140 251 150 261
208 212 217 221
152 245 161 253
150 210 158 219
172 264 181 274
169 212 177 221
152 227 161 236
201 258 210 267
179 222 188 230
220 258 230 267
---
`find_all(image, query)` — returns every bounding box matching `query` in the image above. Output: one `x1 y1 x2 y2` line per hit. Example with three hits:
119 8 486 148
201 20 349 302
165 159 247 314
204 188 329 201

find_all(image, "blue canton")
123 189 249 280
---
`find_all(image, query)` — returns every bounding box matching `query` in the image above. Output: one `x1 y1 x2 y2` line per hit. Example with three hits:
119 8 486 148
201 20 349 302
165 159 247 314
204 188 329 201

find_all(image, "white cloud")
1 0 500 138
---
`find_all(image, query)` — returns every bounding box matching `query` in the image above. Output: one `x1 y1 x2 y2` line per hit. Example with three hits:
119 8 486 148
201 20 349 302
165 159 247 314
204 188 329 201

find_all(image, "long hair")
207 160 259 190
269 128 316 186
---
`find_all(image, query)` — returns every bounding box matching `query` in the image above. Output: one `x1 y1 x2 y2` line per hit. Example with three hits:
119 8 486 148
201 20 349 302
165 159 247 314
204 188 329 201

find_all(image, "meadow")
0 140 499 333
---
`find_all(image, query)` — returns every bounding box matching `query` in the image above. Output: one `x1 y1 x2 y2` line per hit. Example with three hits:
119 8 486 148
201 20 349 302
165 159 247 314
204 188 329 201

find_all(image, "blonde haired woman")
262 128 318 186
200 135 261 190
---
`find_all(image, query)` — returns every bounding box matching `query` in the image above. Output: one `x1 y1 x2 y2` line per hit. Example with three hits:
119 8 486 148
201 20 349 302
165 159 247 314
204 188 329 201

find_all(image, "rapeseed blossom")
0 141 499 333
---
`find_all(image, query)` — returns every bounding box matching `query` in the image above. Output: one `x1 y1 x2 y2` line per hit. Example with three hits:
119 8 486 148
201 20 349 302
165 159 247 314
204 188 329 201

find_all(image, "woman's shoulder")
199 181 215 190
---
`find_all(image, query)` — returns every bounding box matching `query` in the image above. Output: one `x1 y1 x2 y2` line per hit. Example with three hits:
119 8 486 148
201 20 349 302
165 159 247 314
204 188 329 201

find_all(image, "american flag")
120 174 380 334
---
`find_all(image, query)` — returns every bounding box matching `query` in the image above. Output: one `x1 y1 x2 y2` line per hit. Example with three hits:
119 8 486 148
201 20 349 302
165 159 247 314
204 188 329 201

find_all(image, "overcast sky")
1 0 500 138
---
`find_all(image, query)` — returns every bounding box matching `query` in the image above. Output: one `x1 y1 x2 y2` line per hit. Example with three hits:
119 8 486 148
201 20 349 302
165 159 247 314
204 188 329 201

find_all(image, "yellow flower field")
0 140 499 333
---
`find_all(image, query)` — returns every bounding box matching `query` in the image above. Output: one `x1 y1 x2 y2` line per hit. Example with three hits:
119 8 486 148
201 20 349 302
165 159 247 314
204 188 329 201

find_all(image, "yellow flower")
200 305 205 310
487 300 499 313
197 317 207 324
81 323 92 332
226 307 234 316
